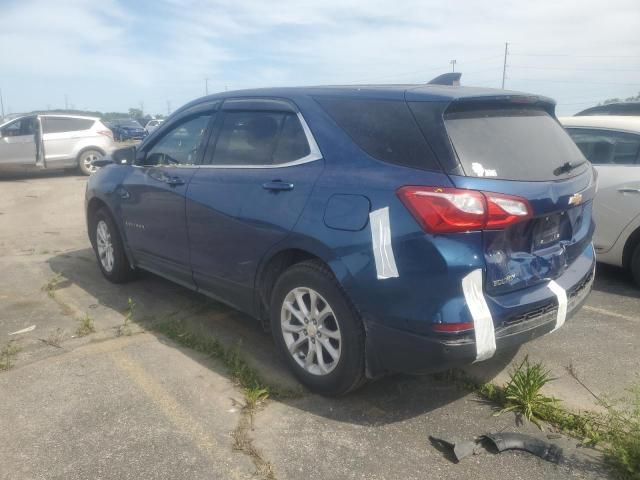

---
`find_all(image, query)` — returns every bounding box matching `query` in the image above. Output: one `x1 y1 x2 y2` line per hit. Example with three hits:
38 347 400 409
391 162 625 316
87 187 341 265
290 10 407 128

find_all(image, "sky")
1 0 639 117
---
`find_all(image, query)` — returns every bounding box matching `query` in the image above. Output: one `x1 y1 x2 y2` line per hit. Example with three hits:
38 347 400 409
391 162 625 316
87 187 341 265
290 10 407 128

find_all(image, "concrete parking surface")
1 172 638 479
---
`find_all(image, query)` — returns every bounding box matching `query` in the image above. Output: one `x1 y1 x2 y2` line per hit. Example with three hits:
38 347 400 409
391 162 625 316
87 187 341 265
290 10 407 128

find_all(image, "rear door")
0 116 37 166
565 127 640 253
410 101 596 296
118 105 216 287
186 98 323 311
41 116 95 166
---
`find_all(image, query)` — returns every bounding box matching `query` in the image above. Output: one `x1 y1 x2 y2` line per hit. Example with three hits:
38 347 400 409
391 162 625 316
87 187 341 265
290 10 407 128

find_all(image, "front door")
566 128 640 252
118 110 215 287
0 116 38 166
186 99 324 312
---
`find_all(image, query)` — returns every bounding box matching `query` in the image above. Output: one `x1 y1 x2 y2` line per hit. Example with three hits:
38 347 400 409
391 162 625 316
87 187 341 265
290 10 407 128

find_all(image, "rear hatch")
413 99 596 296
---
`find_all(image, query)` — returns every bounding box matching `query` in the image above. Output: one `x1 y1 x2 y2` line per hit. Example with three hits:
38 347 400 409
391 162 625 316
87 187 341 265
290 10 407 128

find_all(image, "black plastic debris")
429 432 564 464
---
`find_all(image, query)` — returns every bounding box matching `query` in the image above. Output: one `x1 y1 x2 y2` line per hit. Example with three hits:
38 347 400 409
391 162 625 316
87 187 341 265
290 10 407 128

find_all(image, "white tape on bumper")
462 269 496 362
369 207 399 280
548 280 568 332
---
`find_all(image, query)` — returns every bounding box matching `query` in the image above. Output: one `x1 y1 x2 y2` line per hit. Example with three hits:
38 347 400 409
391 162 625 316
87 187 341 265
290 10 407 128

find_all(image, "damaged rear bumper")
364 261 594 378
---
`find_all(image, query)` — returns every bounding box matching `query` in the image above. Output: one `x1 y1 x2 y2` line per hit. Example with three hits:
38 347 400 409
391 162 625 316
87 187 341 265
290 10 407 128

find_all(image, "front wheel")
90 208 135 283
270 261 366 396
631 243 640 288
78 149 103 176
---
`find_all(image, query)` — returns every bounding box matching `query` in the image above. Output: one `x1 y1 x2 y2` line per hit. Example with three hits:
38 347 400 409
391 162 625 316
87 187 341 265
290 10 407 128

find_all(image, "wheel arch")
86 196 135 268
622 224 640 270
76 145 106 165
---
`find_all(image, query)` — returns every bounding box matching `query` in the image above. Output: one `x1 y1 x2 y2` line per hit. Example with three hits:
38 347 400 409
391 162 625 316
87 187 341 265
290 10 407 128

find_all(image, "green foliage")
117 298 135 336
0 340 20 371
496 356 558 428
601 385 640 479
76 314 96 337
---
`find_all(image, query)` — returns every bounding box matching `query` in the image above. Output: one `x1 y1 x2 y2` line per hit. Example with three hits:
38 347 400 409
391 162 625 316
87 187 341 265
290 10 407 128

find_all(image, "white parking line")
583 305 639 322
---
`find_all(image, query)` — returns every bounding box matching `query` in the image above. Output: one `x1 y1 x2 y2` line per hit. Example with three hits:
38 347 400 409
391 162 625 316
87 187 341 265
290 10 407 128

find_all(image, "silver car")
0 114 115 175
144 119 164 135
560 115 640 285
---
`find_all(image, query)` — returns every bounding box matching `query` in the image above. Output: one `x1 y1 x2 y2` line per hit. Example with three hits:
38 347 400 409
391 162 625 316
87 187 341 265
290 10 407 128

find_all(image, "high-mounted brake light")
397 187 531 233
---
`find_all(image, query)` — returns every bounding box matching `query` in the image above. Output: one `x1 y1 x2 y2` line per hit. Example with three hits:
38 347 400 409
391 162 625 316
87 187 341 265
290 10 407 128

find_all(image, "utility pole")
450 59 457 73
0 88 5 120
64 94 69 110
205 78 209 95
501 42 509 89
139 101 144 117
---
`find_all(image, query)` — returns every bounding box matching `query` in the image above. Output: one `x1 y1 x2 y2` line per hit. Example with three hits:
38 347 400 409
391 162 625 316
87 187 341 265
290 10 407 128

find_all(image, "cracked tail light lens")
397 187 531 233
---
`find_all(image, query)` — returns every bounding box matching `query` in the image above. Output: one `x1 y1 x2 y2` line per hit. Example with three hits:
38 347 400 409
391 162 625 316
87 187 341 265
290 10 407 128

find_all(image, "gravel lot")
1 171 637 479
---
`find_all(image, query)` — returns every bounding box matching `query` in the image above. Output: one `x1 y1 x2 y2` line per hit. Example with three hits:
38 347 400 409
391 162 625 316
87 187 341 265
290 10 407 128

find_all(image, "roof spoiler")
427 72 461 86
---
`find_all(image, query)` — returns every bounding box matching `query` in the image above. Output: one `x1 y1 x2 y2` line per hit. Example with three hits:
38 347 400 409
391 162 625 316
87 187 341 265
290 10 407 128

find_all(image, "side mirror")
112 145 136 165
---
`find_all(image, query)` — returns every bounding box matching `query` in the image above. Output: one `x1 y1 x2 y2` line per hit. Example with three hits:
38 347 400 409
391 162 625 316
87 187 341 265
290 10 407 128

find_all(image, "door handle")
618 187 640 194
165 176 185 187
262 180 294 192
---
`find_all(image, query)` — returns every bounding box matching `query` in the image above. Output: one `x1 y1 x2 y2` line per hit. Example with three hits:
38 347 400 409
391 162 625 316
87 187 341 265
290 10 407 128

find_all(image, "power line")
511 53 640 58
509 65 640 73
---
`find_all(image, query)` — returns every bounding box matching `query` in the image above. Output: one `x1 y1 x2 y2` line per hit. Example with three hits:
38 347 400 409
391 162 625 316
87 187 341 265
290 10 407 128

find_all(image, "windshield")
444 107 588 181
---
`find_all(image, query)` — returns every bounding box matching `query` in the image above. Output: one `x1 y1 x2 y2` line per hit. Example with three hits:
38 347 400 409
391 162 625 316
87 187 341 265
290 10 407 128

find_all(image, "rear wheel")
91 208 135 283
631 243 640 287
78 149 103 176
270 261 365 396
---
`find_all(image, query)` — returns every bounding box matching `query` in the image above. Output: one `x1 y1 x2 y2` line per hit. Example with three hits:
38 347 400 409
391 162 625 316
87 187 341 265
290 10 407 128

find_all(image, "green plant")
496 356 558 428
76 314 96 337
244 387 270 410
602 385 640 479
0 341 20 371
42 273 63 298
117 298 135 336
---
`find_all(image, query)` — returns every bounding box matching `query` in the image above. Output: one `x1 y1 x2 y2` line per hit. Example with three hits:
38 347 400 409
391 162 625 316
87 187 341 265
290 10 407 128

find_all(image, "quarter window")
42 117 94 134
566 128 640 165
209 111 310 166
143 114 212 166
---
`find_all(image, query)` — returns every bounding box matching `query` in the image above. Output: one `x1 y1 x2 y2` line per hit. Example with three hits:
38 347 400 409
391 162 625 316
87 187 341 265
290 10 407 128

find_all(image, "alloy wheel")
280 287 341 375
96 220 114 272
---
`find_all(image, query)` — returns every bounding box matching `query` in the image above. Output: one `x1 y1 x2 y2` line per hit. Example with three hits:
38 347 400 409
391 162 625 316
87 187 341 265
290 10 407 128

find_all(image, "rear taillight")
397 186 531 233
98 130 113 139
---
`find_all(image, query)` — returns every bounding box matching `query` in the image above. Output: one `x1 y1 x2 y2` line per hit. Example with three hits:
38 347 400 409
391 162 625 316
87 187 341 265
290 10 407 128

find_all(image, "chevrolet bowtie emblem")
568 192 583 206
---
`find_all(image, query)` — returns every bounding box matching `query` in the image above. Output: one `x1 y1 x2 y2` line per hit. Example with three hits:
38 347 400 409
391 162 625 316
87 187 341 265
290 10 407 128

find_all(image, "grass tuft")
0 341 21 371
76 314 96 337
117 298 135 337
42 273 64 298
495 355 558 428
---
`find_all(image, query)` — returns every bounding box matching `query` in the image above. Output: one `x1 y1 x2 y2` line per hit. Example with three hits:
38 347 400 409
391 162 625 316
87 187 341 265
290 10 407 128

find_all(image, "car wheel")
78 149 103 176
91 208 135 283
270 260 366 396
631 243 640 287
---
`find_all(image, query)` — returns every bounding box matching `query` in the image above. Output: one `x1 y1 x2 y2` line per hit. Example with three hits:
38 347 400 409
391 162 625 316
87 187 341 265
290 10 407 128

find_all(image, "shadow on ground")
592 262 639 298
47 248 518 427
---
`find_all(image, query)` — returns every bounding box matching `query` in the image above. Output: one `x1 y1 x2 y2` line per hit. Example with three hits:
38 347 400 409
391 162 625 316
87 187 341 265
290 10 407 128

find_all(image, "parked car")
560 115 640 285
575 102 640 117
0 114 114 175
110 119 147 141
145 119 164 135
86 86 596 395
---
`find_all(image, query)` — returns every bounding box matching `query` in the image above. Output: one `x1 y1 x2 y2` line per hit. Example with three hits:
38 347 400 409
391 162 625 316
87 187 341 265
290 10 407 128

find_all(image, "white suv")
0 114 115 175
560 115 640 285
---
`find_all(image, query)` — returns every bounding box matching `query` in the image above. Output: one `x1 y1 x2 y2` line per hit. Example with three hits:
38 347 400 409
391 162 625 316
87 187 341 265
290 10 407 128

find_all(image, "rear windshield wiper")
554 160 587 176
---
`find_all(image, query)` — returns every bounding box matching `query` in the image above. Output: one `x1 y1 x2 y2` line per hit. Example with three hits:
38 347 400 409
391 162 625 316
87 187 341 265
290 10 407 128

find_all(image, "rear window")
314 97 440 171
42 117 94 134
442 107 587 181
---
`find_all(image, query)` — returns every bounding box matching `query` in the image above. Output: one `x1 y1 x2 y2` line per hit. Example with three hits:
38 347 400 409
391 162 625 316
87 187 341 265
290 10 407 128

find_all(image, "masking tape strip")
462 269 496 362
369 207 399 280
548 280 568 332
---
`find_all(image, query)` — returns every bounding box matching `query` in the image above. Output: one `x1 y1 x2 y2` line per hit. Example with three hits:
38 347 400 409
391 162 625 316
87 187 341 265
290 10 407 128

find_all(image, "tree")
128 107 143 118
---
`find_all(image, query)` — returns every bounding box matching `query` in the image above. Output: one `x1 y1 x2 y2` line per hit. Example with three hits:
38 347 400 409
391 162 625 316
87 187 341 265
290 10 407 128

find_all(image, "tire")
90 208 135 283
270 260 366 396
78 149 103 176
631 243 640 288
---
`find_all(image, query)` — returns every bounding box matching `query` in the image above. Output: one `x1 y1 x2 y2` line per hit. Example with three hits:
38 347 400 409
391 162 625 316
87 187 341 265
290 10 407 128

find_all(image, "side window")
210 111 310 166
1 117 35 137
567 128 640 165
143 114 212 166
42 117 94 134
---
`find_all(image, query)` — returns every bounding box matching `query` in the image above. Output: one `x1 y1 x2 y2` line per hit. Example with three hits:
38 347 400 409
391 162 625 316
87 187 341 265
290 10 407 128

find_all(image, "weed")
244 387 270 411
601 385 640 479
42 273 63 298
0 341 21 371
76 314 96 337
496 356 558 428
43 328 65 347
117 298 135 336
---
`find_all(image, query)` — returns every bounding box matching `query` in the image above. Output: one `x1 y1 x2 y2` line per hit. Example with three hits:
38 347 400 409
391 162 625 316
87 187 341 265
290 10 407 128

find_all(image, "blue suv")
86 85 596 395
